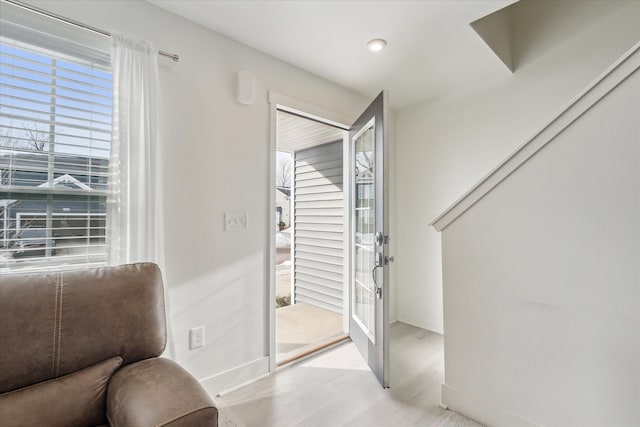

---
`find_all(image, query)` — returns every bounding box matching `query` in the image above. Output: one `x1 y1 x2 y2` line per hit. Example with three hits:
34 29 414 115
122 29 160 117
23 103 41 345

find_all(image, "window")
0 31 112 273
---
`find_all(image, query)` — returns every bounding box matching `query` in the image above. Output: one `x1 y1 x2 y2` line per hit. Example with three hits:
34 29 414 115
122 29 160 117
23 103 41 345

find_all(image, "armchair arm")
107 358 217 427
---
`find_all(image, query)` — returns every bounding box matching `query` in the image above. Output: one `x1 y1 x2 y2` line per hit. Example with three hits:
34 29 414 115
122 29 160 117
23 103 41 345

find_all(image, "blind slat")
0 185 107 196
0 47 112 84
0 72 112 101
1 62 112 93
0 103 112 126
0 94 112 119
1 82 112 108
0 123 112 143
1 112 112 134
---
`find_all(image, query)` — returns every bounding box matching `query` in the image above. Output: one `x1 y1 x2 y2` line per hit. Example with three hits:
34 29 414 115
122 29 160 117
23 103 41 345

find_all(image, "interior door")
349 91 389 387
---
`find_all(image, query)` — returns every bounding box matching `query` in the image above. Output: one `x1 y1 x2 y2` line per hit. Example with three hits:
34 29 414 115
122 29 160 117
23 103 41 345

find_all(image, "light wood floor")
216 322 481 427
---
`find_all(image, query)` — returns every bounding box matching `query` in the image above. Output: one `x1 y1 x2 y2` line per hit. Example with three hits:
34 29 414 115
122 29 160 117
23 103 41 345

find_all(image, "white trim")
48 173 93 191
431 41 640 232
442 384 539 427
214 372 270 397
268 97 278 373
352 117 375 143
200 356 270 397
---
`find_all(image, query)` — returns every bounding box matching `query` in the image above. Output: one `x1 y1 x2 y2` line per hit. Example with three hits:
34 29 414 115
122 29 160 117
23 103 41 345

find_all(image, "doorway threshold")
277 332 349 367
276 302 345 365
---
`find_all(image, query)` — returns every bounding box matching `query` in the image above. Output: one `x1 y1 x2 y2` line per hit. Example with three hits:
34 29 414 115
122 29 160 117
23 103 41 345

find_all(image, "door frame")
267 92 354 372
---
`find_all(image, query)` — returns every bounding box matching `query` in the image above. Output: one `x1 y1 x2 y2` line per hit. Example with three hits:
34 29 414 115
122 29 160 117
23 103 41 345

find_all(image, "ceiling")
276 110 344 154
148 0 517 109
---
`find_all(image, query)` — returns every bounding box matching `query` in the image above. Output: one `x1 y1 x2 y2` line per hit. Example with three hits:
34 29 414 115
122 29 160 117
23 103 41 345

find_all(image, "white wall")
395 0 640 333
440 59 639 426
23 0 370 389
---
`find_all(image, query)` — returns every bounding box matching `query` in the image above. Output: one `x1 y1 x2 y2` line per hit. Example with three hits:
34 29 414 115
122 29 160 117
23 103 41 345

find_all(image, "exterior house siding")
293 141 344 314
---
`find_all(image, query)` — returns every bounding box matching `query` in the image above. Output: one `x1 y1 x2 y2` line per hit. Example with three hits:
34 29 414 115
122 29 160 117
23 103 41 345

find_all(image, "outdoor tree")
0 125 48 190
0 125 49 152
23 126 49 151
276 157 292 188
356 151 373 174
0 125 50 242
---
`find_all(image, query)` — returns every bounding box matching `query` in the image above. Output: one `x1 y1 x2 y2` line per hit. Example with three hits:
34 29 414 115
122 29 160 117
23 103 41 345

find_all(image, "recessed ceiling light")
367 39 387 52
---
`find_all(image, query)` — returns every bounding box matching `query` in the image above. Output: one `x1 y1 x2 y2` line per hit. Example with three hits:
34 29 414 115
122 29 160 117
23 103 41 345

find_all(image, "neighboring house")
0 153 107 245
275 186 291 228
0 153 108 189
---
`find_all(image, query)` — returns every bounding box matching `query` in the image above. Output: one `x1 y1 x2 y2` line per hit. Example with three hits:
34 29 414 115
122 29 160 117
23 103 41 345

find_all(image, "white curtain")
108 34 164 268
109 34 174 359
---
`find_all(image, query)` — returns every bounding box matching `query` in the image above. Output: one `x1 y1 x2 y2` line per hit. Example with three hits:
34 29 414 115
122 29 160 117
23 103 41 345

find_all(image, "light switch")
189 326 205 350
225 212 248 231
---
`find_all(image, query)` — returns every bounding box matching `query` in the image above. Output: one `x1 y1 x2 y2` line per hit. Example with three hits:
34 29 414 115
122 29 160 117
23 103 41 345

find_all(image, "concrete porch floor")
276 303 344 362
276 253 344 363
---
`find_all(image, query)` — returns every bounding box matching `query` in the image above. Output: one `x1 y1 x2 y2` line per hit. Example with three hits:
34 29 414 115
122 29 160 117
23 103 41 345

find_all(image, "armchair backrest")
0 262 166 393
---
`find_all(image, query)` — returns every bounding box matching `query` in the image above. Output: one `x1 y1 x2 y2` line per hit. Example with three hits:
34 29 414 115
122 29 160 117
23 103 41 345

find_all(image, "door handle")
372 252 383 299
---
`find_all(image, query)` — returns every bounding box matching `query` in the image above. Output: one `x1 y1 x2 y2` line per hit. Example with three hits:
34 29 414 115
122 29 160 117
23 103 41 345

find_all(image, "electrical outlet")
189 326 205 350
225 212 248 231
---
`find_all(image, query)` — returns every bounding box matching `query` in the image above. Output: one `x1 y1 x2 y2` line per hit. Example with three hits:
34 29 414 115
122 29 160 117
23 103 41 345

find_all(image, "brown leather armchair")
0 263 218 427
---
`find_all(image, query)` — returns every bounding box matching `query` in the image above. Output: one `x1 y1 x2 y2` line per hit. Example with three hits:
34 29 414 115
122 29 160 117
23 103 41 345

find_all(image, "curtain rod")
3 0 180 62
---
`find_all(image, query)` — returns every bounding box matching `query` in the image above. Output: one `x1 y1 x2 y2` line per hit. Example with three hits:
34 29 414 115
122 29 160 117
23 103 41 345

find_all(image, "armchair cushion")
107 357 218 427
0 356 122 427
0 263 166 393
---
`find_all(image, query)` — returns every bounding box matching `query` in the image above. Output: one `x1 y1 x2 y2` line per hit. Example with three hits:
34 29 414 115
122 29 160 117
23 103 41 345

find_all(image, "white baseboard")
442 383 539 427
397 315 444 335
200 356 269 397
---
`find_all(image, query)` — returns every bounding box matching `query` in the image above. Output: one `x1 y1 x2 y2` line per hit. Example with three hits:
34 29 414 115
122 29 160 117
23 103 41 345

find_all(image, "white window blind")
0 32 112 273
